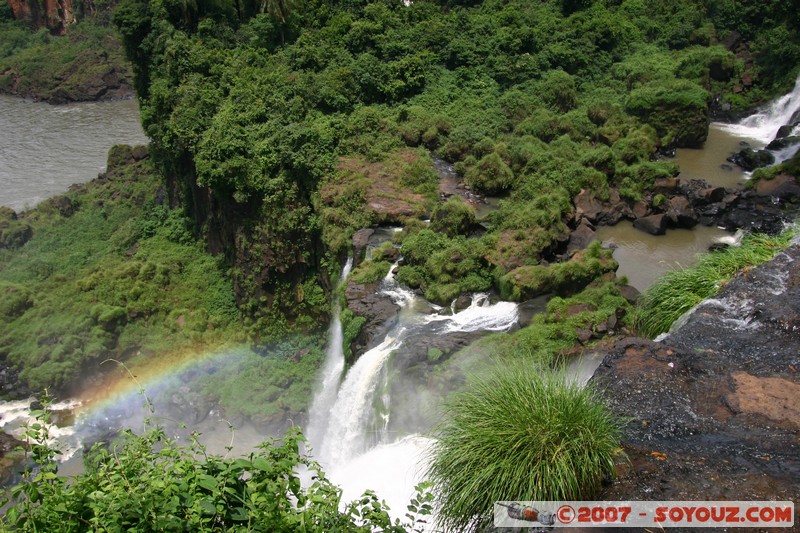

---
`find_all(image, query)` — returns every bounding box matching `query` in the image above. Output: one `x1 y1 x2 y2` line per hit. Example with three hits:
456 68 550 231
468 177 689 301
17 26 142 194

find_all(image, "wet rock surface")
344 279 400 358
570 175 799 245
594 238 800 505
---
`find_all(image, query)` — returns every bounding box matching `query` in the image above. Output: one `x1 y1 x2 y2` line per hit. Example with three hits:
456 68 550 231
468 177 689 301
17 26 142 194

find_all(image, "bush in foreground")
3 403 432 532
425 365 623 532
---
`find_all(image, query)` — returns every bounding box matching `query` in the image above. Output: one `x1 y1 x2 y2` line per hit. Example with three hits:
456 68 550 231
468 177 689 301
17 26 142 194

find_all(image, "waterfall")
305 257 353 451
317 268 519 467
718 75 800 144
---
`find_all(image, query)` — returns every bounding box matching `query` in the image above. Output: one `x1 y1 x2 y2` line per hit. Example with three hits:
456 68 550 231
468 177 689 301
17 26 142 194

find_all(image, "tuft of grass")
349 260 391 284
634 229 798 338
425 364 623 532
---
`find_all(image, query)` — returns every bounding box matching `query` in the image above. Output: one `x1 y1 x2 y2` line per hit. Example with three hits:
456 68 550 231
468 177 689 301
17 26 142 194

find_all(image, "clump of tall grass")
635 229 797 338
425 364 623 532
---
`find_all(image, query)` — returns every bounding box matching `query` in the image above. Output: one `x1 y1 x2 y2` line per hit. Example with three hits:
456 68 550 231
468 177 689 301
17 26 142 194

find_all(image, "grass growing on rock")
635 229 798 338
426 363 623 532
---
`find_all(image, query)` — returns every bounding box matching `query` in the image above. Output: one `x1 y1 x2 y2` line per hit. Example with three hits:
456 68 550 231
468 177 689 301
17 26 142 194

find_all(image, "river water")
0 95 148 211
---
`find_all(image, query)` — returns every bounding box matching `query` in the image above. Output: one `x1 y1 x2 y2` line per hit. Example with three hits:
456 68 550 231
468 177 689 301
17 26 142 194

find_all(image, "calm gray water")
0 95 148 212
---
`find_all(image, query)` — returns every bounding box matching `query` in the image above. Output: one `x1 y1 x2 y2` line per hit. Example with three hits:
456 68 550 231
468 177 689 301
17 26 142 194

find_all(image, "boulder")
633 214 667 235
653 177 680 195
666 196 698 228
755 174 800 199
727 148 775 171
766 135 800 151
352 228 374 267
567 220 598 253
617 284 640 304
344 280 400 358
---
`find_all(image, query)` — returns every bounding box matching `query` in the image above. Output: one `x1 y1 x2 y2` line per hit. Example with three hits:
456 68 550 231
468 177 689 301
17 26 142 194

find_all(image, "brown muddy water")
597 222 730 292
673 123 761 188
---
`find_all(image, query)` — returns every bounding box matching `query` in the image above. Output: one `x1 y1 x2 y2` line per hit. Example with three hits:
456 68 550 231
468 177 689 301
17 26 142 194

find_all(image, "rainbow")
71 343 252 427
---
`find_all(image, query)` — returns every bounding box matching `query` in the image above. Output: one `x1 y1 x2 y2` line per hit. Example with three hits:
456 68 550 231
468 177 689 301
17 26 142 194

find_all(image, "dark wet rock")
755 174 800 199
617 284 640 304
720 163 734 171
775 125 793 140
633 214 667 235
716 192 795 235
727 147 775 171
567 219 598 253
352 228 375 268
666 196 698 228
596 239 800 503
344 280 400 358
451 294 473 313
392 331 483 371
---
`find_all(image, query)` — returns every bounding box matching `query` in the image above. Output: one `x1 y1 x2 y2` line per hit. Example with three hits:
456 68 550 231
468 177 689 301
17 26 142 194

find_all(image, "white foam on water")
330 434 434 527
716 75 800 144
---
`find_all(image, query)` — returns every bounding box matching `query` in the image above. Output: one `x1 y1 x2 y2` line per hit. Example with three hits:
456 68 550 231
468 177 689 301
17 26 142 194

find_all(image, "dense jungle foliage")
110 0 800 335
0 0 133 102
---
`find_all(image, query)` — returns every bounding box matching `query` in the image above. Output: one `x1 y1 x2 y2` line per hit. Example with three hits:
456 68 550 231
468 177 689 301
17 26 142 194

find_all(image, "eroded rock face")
344 280 400 358
594 238 800 502
8 0 74 35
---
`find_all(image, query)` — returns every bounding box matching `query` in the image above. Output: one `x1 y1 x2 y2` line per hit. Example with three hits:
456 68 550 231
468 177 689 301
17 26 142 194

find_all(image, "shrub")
429 197 477 237
426 364 623 532
349 260 391 284
464 152 515 194
4 403 433 532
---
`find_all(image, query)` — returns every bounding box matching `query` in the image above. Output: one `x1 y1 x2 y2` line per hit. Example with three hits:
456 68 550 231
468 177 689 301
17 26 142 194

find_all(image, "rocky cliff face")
8 0 74 35
594 235 800 503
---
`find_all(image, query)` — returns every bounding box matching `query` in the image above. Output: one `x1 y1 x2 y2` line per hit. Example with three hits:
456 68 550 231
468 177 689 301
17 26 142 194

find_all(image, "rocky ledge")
594 235 800 505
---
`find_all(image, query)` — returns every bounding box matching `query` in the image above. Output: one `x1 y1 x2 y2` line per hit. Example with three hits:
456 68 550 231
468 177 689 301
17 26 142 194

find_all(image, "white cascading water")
0 398 82 461
717 74 800 144
309 262 519 517
306 258 353 451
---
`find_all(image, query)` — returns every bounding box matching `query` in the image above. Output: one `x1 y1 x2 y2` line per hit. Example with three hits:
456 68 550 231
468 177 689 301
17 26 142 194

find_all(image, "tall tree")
261 0 294 44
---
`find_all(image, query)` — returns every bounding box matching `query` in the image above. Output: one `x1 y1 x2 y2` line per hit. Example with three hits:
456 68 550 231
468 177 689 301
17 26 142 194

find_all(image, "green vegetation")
499 241 618 300
2 401 433 532
105 0 800 330
635 229 798 337
0 18 132 102
349 259 391 284
750 147 800 185
426 364 622 532
0 147 239 393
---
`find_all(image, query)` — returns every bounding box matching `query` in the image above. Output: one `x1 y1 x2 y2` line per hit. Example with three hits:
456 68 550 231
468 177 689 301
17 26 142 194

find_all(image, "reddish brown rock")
755 174 800 199
666 196 698 228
